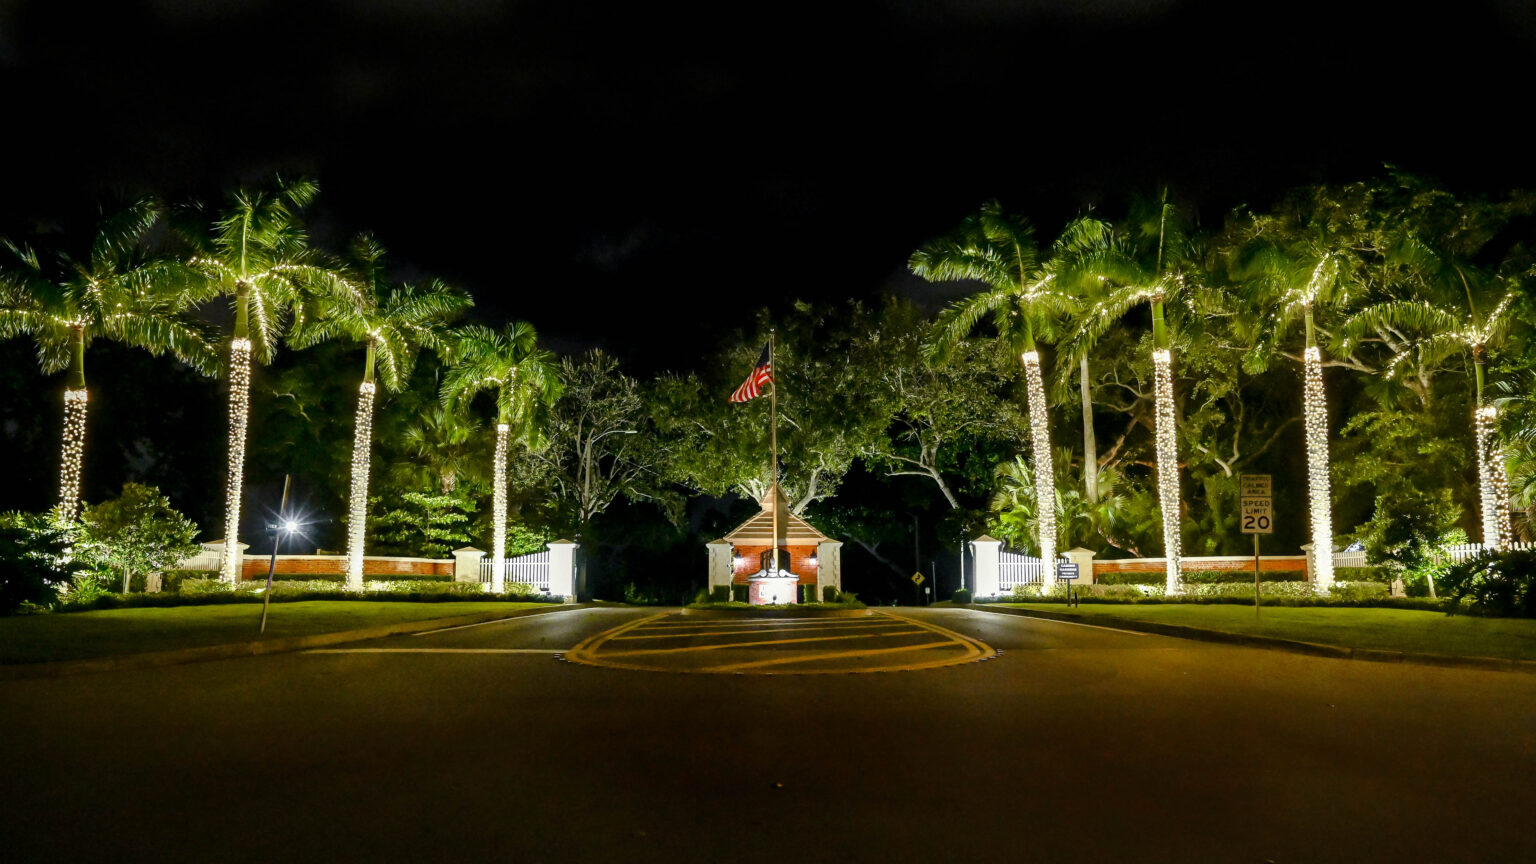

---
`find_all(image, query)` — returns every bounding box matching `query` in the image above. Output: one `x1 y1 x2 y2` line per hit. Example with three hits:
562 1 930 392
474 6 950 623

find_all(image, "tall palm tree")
1228 229 1357 591
911 201 1074 589
0 200 216 520
181 178 349 582
440 321 561 591
1070 193 1199 595
290 236 471 590
1049 215 1122 506
1344 237 1522 550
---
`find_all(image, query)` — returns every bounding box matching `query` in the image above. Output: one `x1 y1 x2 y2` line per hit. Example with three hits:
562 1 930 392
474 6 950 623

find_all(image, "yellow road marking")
601 629 930 657
566 610 669 657
699 640 961 672
564 610 996 674
635 617 876 629
612 622 906 640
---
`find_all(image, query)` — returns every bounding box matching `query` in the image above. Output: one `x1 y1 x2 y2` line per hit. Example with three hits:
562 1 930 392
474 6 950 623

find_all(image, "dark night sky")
4 0 1536 371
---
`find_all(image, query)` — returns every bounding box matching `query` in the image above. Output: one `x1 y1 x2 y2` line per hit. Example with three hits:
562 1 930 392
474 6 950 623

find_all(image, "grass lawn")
1001 603 1536 661
0 601 547 665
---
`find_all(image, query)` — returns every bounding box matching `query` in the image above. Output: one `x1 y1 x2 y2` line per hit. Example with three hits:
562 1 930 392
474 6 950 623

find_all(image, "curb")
0 603 591 681
965 604 1536 674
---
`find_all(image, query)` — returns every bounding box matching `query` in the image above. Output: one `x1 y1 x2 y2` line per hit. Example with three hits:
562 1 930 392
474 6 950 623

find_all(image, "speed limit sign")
1240 474 1273 535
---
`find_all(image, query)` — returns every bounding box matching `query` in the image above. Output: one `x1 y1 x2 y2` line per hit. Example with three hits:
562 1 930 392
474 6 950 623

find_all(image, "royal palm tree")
1227 227 1357 591
0 200 216 520
1070 192 1200 594
180 178 350 582
912 201 1074 589
1344 235 1523 550
440 321 561 591
290 235 471 590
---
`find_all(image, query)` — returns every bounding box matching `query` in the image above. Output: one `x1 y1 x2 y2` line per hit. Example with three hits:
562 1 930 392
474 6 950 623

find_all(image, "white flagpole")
769 330 779 574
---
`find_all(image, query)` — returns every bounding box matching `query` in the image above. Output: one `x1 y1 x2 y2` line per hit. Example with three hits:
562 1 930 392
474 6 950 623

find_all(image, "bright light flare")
1152 349 1182 594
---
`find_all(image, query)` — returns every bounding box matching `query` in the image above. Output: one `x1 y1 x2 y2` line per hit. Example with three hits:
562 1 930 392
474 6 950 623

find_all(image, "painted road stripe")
635 618 878 629
306 648 569 654
1007 615 1152 637
411 608 597 637
612 622 906 640
600 629 932 657
700 641 961 672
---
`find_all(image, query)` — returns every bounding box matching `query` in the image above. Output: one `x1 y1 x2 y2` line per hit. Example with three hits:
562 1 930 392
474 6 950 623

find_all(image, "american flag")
729 343 773 402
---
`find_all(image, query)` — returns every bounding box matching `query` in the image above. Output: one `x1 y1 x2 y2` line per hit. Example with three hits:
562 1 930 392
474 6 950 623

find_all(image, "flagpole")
769 329 779 575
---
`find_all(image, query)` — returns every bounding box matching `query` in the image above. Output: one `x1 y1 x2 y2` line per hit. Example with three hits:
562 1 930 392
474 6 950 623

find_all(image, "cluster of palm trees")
0 181 560 589
912 192 1528 595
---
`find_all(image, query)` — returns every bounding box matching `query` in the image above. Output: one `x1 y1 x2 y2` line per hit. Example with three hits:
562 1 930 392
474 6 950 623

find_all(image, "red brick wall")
1092 556 1307 578
730 544 818 586
239 556 454 579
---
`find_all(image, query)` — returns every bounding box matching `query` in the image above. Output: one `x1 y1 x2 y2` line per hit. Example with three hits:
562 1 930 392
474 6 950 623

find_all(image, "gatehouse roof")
720 484 830 546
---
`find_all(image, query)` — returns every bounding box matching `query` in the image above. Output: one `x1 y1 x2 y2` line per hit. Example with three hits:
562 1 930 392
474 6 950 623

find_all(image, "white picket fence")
479 549 551 592
997 550 1072 592
1333 540 1536 570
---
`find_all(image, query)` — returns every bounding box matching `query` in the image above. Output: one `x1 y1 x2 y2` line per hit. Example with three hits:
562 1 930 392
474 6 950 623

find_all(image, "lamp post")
259 475 296 634
576 428 636 600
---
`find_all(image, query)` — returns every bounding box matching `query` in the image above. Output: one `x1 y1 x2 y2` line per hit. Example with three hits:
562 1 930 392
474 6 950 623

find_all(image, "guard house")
705 485 843 605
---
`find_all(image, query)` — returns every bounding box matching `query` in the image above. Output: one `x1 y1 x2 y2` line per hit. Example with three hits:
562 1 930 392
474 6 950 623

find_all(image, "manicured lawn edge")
0 603 590 680
963 604 1536 674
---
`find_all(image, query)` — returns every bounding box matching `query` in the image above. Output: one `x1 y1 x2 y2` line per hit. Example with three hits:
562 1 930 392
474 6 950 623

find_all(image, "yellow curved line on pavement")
565 610 995 675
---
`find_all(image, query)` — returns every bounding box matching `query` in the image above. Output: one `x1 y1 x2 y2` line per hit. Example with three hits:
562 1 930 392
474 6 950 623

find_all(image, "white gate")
997 550 1044 593
479 549 551 592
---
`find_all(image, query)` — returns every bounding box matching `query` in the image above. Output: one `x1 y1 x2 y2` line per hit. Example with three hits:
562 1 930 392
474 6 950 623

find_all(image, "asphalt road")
4 606 1535 863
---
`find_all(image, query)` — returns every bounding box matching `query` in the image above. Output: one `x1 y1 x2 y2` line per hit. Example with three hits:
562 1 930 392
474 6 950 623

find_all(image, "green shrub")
179 577 234 597
1335 566 1386 583
731 585 748 603
1440 550 1536 617
712 585 731 603
822 585 838 602
952 588 972 604
837 592 864 609
1097 569 1304 586
1328 581 1389 602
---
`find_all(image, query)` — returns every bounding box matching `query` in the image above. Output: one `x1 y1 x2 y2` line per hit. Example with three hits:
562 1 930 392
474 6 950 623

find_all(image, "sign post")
911 571 925 606
1240 474 1273 618
1057 561 1080 606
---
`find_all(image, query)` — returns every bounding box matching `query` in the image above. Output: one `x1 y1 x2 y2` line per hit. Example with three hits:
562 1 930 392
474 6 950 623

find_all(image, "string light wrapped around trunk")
1152 349 1182 594
491 423 510 593
1303 347 1335 593
220 339 252 583
344 381 376 591
58 388 89 520
1022 351 1056 589
1476 405 1512 551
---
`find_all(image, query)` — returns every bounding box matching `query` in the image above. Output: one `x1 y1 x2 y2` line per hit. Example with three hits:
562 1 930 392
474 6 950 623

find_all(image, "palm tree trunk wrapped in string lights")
344 379 376 590
220 335 253 582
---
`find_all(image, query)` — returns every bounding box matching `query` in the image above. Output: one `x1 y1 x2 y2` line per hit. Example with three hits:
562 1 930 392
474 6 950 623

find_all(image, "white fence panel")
1334 540 1536 570
998 550 1042 593
480 550 551 592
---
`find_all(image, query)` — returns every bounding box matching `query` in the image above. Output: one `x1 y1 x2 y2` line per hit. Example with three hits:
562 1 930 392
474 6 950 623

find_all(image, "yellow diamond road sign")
911 572 925 585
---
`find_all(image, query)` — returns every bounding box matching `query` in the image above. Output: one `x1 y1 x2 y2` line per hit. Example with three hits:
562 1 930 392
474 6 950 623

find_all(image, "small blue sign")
1057 562 1079 580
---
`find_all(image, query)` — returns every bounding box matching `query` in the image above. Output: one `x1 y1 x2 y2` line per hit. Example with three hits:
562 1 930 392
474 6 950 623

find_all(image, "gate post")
970 535 1002 598
816 540 843 599
706 540 734 598
547 540 577 600
453 546 485 583
1063 547 1097 585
